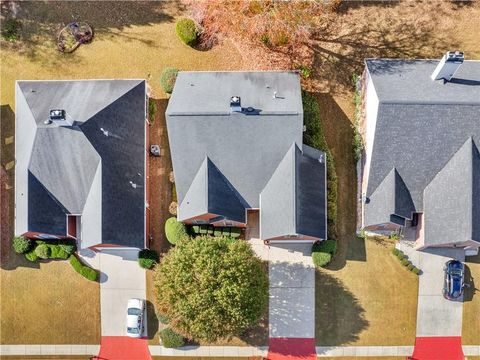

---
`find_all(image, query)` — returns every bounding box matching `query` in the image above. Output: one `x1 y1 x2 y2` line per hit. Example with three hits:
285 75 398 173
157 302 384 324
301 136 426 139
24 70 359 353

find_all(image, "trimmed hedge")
69 255 98 281
59 243 76 255
25 250 38 262
190 225 241 238
165 217 188 245
35 244 51 259
175 18 197 46
160 67 179 94
138 249 159 269
312 240 337 268
302 91 337 238
159 328 185 348
12 236 32 254
49 244 70 259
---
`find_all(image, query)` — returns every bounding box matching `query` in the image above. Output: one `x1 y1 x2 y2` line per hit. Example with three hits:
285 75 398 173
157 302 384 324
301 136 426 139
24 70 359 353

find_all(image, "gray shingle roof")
364 59 480 246
178 157 247 223
16 80 146 248
260 143 327 240
166 71 303 209
423 138 480 245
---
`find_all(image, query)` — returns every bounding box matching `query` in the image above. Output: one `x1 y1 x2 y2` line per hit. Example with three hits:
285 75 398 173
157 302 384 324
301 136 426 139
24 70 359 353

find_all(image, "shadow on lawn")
464 255 480 303
315 269 368 347
1 1 182 64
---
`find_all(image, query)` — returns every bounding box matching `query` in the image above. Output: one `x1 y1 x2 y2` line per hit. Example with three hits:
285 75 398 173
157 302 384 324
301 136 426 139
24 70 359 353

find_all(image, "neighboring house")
15 80 148 250
166 71 327 242
361 51 480 252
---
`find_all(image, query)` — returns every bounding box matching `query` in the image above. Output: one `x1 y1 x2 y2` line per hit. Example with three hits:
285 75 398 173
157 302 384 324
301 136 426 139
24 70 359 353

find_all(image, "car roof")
127 298 143 308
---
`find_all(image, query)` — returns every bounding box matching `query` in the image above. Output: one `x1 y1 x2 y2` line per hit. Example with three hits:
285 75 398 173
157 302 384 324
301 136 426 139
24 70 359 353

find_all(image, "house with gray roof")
166 71 327 242
15 80 147 250
361 52 480 252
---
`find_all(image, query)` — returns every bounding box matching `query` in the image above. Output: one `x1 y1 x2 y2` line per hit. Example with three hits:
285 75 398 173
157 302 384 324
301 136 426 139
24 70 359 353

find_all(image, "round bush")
159 328 184 348
138 249 159 269
25 250 38 262
313 239 337 254
35 244 51 259
160 67 179 94
312 251 332 268
12 236 32 254
165 217 188 245
175 18 197 46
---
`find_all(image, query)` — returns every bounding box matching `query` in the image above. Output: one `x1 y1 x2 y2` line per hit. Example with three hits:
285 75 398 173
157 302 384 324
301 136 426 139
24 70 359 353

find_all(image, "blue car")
443 260 465 300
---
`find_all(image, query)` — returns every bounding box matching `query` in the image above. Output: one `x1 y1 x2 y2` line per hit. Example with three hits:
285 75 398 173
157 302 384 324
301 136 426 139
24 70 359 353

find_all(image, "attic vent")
431 51 464 81
230 96 242 113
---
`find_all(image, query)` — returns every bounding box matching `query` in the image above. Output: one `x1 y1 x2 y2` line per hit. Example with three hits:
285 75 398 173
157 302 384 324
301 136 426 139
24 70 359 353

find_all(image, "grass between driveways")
462 254 480 345
0 253 101 344
315 236 418 346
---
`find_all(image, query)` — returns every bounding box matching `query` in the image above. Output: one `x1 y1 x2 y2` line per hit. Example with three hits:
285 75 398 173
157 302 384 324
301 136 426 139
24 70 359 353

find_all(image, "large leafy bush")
175 18 197 46
154 236 268 342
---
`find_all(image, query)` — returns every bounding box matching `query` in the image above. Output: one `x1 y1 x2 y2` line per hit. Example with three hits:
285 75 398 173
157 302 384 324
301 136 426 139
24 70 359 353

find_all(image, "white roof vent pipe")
431 51 464 81
230 96 242 113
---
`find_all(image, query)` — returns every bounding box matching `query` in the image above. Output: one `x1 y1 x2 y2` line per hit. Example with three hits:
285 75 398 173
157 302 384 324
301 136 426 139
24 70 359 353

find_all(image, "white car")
126 298 145 338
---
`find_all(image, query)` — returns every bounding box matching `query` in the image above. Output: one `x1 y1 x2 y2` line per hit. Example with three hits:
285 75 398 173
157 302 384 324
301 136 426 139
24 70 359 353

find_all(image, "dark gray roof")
166 71 303 210
260 144 327 240
423 138 480 246
364 60 480 238
178 157 247 223
364 168 414 226
365 59 480 104
16 80 146 248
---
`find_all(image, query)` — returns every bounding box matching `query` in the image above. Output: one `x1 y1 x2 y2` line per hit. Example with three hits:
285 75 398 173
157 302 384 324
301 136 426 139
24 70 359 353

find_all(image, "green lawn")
462 254 480 345
315 236 418 346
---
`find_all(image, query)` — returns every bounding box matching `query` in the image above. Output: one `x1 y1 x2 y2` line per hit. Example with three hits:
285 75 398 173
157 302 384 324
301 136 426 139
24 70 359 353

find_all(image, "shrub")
314 239 337 254
175 18 198 46
260 33 270 46
161 67 179 94
69 255 98 281
303 91 337 238
59 243 76 255
157 313 170 325
12 236 32 254
352 74 364 162
312 251 332 268
214 229 223 237
401 258 411 266
168 201 178 215
230 228 241 238
407 264 415 271
191 225 200 234
159 328 185 348
165 217 188 245
154 236 268 342
148 99 157 123
138 249 159 269
392 248 400 256
1 18 21 41
25 250 38 262
35 244 51 259
412 267 421 275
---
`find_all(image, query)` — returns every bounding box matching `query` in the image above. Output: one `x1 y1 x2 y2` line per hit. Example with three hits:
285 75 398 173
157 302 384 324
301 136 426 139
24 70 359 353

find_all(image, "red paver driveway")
268 338 316 360
410 336 464 360
95 336 151 360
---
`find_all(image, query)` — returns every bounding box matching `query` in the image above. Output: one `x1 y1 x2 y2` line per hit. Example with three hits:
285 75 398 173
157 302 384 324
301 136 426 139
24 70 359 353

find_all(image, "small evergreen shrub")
12 236 32 254
160 68 179 94
138 249 159 269
312 240 337 268
230 228 242 238
392 248 400 256
165 217 188 245
59 243 76 255
312 251 332 268
1 18 21 41
191 225 200 234
407 264 415 271
401 258 411 266
69 255 98 281
157 313 170 324
175 18 197 46
25 250 38 262
159 328 185 348
412 267 421 275
35 244 51 259
148 99 157 123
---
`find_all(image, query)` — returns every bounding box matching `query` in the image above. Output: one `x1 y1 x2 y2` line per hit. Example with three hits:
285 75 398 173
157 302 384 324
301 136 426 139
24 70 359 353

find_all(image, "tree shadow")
146 299 159 340
315 269 369 346
1 1 182 64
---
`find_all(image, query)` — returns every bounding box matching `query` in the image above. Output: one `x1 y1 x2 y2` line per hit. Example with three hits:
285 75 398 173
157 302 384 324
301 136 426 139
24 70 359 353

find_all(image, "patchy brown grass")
0 254 101 344
462 254 480 345
315 236 418 346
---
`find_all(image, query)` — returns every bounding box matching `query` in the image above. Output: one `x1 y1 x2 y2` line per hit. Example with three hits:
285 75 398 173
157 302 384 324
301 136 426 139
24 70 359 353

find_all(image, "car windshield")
128 308 142 316
127 327 139 334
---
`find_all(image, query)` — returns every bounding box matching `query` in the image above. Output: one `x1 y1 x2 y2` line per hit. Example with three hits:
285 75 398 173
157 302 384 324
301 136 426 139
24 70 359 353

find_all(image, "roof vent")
431 51 464 81
48 109 72 127
230 96 242 113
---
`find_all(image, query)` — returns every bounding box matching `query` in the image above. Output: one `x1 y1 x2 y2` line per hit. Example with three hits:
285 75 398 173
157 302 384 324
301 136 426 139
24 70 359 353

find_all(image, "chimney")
230 96 242 113
431 51 464 81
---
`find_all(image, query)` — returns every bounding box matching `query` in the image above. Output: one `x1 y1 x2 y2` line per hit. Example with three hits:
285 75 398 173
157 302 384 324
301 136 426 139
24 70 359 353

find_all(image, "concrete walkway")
249 239 315 338
6 344 480 357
